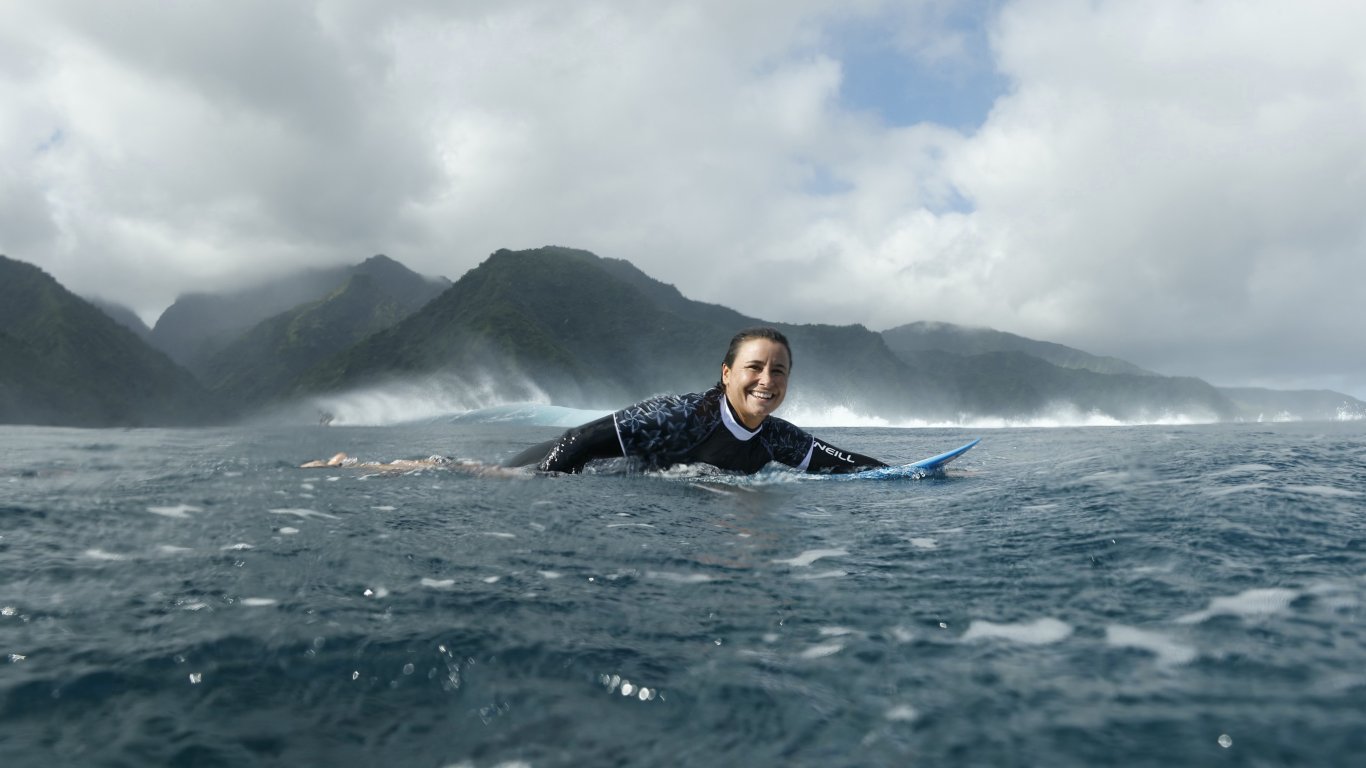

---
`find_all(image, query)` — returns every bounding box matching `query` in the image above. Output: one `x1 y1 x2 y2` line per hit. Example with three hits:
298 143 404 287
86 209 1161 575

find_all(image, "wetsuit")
506 387 886 475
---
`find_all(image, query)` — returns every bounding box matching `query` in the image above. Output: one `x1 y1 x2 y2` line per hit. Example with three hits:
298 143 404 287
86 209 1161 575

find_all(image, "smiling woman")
503 327 887 474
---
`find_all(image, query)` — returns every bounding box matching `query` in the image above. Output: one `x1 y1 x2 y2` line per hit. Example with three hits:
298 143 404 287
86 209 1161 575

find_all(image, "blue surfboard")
843 438 980 480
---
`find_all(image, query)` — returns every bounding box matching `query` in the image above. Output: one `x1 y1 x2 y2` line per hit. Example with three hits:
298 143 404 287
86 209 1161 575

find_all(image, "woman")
505 327 887 475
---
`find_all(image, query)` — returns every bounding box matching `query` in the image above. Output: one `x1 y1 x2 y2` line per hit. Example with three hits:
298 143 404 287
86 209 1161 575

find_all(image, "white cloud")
1 0 1363 397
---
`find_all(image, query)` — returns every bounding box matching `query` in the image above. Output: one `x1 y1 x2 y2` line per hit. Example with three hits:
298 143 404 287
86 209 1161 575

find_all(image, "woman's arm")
506 415 625 473
805 438 888 474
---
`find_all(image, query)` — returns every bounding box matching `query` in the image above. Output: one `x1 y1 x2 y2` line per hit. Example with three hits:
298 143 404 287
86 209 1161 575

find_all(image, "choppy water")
2 420 1364 767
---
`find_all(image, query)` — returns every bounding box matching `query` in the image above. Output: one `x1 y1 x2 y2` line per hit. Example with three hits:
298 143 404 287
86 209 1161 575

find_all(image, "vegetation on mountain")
0 255 216 426
199 256 451 408
87 298 154 343
150 254 448 376
883 321 1156 377
4 248 1361 427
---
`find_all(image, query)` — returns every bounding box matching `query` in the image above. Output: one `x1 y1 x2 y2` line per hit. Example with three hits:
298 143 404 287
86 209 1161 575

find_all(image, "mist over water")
298 375 1244 431
304 372 559 427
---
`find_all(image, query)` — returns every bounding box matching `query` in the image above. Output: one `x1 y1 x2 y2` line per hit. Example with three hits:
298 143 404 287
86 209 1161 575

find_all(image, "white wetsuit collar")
720 391 763 441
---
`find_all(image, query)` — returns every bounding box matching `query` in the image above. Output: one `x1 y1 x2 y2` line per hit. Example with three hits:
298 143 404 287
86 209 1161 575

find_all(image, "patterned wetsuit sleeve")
535 415 625 473
760 418 818 470
806 436 887 474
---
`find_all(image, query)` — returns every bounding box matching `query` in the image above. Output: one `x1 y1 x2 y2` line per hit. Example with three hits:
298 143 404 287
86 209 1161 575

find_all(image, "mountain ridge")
3 248 1362 427
0 255 217 426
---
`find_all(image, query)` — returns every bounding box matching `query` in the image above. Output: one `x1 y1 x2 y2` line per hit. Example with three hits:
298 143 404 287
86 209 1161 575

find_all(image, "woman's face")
721 338 790 429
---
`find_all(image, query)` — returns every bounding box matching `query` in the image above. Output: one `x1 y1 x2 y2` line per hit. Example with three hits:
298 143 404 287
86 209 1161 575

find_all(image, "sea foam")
961 617 1073 645
1176 587 1298 624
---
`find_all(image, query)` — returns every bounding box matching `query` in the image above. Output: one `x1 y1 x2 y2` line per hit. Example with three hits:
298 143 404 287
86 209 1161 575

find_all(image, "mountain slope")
0 255 216 426
199 256 452 407
293 247 940 415
883 321 1156 376
291 247 1249 422
88 298 154 343
295 247 738 406
150 254 449 375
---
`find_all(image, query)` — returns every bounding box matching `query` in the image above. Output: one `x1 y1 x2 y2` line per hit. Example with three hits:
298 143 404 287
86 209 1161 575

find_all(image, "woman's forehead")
734 338 790 365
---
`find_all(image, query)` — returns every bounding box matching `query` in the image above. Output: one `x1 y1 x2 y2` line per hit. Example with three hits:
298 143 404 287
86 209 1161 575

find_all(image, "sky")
3 0 1365 399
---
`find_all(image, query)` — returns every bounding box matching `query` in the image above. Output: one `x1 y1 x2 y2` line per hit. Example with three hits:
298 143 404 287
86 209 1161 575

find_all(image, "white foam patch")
269 508 340 520
607 523 655 528
798 641 845 659
1283 485 1360 498
646 571 716 584
82 548 128 561
221 543 253 551
147 504 202 518
818 626 857 637
277 527 299 535
1105 625 1197 665
478 532 516 539
1176 587 1298 624
1203 483 1270 498
482 576 500 584
538 571 563 580
373 505 396 511
157 545 193 554
961 617 1073 645
773 548 848 567
908 537 938 549
421 578 456 589
239 597 278 607
885 704 919 722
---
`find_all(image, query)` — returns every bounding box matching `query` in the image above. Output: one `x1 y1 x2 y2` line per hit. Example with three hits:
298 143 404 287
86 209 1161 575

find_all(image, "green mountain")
0 255 216 427
7 247 1356 427
87 298 154 343
200 256 449 408
294 247 937 414
289 247 1226 422
150 254 449 376
899 349 1236 421
882 321 1156 376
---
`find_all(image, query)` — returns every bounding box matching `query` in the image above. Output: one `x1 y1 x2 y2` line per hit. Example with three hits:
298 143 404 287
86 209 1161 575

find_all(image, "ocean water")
1 419 1364 767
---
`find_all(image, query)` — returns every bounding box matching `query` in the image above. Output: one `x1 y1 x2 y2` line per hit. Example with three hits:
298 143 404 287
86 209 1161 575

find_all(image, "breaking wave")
314 393 1225 430
308 371 559 427
780 402 1221 429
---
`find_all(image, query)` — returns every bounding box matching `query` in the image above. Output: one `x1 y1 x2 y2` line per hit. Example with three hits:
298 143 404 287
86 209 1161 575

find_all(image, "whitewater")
1 409 1363 766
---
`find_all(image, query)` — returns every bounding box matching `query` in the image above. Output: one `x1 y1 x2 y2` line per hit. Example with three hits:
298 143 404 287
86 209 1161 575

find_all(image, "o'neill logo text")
814 441 855 463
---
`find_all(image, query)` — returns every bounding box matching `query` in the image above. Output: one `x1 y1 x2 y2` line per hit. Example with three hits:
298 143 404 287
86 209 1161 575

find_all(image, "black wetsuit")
506 387 886 475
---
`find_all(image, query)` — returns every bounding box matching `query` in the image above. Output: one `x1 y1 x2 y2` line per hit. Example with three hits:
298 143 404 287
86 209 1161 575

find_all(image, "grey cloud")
2 0 1363 398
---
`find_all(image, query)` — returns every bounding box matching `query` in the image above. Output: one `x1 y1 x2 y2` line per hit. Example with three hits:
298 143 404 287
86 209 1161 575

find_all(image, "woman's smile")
722 338 789 429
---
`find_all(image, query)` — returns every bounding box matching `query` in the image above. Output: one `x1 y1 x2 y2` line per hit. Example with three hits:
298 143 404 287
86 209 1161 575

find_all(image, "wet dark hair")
722 326 792 369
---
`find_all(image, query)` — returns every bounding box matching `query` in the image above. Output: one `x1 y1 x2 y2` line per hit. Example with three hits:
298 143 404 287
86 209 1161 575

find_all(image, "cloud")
953 0 1366 388
1 0 1363 397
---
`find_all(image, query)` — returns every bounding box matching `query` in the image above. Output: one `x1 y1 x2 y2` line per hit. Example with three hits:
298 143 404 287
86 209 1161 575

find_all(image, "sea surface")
1 418 1364 767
